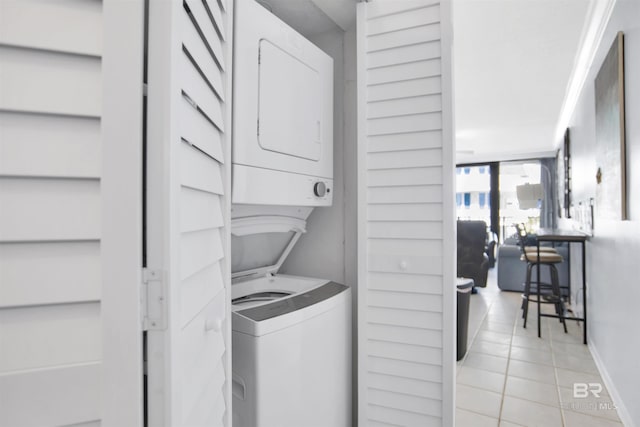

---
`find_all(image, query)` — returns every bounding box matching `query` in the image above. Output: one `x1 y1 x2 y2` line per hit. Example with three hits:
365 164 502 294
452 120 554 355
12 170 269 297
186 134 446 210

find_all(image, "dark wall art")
563 128 571 218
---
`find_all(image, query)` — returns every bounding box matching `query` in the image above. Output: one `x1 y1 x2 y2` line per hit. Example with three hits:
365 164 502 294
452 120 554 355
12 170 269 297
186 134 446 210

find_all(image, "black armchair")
457 220 490 288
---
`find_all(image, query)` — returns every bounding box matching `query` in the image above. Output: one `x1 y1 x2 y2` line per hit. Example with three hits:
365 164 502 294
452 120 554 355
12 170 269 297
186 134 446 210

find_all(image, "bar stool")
517 223 558 254
515 225 567 333
518 223 572 302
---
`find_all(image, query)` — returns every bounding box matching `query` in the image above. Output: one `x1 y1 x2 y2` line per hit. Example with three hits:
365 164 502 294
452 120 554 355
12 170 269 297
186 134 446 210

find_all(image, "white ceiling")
261 0 356 37
453 0 591 164
255 0 593 165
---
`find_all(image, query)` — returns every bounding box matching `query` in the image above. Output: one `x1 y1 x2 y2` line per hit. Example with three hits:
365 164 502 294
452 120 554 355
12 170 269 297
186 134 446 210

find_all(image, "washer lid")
231 215 306 279
235 281 348 323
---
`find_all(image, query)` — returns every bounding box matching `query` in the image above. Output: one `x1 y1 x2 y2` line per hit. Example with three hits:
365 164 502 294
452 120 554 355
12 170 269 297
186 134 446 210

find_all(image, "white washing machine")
231 214 351 427
232 0 334 206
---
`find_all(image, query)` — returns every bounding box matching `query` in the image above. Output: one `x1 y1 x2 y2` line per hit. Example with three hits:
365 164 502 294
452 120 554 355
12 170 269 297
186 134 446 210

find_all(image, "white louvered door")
146 0 232 426
0 1 106 426
357 1 456 426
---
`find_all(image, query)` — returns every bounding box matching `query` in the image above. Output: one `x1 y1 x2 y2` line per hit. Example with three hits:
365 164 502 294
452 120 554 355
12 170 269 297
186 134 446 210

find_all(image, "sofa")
497 240 569 295
457 220 489 288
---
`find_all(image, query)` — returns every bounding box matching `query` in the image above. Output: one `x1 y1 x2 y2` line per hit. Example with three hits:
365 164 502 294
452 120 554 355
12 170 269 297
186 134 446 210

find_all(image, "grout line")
551 325 623 425
455 406 501 422
497 302 519 423
545 307 568 427
456 283 505 421
459 280 625 427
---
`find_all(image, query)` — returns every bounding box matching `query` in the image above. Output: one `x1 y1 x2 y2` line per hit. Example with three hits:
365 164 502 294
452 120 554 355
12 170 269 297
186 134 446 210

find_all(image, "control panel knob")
314 181 327 197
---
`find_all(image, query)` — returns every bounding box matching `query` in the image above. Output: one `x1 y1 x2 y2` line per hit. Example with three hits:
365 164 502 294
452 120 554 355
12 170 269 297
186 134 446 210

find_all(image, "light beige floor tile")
456 408 499 427
504 376 560 407
470 339 511 358
488 308 517 318
562 409 623 427
520 313 553 328
481 320 515 335
551 333 584 345
551 341 591 358
511 335 550 351
456 384 502 419
553 352 599 374
491 299 520 309
559 387 620 422
513 322 542 334
513 328 543 339
556 318 585 334
513 322 551 339
471 300 490 312
485 315 518 326
508 359 556 385
485 305 517 317
475 330 512 345
457 366 505 393
510 345 554 366
544 319 569 332
457 273 624 427
485 314 517 326
501 396 562 427
555 368 605 391
550 325 584 344
463 352 509 374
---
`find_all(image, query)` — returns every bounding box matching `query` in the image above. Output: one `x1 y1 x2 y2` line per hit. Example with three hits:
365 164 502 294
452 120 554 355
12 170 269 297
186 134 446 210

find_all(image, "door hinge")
142 268 167 331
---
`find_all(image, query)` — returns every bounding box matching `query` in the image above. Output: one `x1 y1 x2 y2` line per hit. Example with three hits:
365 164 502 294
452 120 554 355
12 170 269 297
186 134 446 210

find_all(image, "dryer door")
232 0 333 188
258 40 322 161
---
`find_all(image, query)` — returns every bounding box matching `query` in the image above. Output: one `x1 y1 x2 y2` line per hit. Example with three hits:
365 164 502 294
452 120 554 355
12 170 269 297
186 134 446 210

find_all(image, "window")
456 165 491 225
499 161 542 240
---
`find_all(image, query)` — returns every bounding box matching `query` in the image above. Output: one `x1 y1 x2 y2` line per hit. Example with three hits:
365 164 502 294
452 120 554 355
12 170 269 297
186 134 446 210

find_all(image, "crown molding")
554 0 617 146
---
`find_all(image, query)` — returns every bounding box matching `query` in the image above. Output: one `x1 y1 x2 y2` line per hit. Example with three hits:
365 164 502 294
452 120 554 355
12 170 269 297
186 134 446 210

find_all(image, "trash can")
456 277 474 361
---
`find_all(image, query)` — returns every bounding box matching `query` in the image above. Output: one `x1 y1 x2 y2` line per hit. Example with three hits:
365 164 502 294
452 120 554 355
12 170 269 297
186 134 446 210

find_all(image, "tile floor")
456 269 623 427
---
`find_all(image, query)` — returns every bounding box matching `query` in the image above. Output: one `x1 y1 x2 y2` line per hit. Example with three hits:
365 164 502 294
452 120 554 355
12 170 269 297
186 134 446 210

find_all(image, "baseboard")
589 340 636 427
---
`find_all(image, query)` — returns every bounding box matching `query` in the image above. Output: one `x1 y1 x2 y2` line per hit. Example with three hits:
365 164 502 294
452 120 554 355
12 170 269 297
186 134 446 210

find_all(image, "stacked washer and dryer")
230 1 351 426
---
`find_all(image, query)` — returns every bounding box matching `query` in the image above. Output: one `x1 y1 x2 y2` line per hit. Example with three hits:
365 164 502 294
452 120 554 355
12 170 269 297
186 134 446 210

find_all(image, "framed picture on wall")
556 148 564 218
563 128 571 218
594 31 627 220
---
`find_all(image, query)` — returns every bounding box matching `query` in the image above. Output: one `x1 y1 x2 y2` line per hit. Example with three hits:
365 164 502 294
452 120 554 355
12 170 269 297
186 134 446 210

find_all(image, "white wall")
561 1 640 424
281 28 355 285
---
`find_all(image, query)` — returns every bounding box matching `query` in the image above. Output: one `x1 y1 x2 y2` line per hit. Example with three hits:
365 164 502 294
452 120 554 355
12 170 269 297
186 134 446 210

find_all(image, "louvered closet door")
146 0 232 426
357 1 455 426
0 1 104 426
